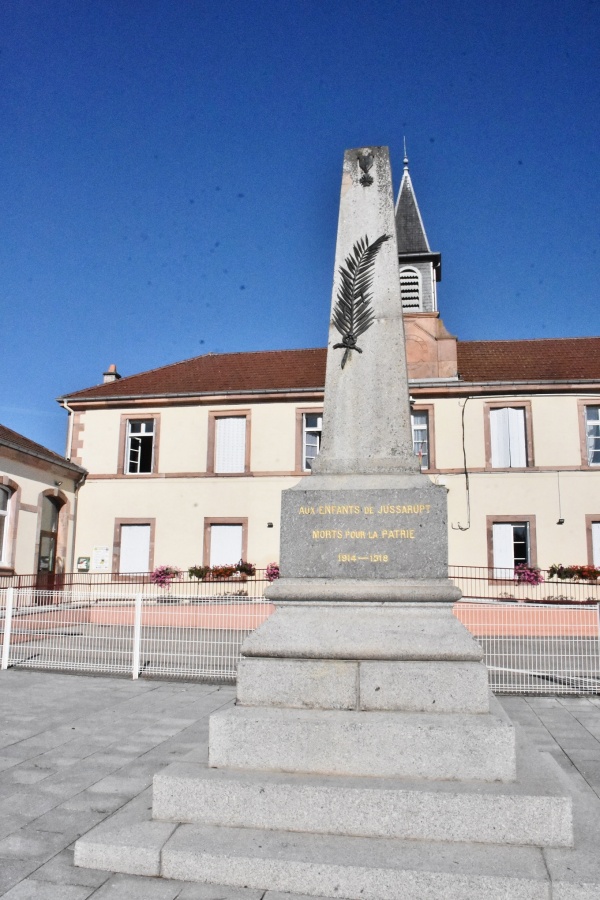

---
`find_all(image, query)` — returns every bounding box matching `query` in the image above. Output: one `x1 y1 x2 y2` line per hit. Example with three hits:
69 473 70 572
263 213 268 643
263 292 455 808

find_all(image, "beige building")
0 424 85 584
58 161 600 577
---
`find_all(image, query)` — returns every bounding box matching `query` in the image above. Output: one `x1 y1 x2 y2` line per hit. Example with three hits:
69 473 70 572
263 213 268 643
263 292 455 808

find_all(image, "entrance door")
36 496 63 593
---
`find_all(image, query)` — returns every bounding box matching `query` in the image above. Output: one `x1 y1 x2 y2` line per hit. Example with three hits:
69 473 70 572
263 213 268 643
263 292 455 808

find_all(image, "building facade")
0 425 85 584
58 161 600 577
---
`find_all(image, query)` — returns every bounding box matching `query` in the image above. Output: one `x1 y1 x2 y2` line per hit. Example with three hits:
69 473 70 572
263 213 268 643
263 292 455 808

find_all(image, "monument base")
74 600 600 899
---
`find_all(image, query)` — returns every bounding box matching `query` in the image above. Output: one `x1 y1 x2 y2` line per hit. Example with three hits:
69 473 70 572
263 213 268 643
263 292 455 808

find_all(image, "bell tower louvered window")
400 267 421 310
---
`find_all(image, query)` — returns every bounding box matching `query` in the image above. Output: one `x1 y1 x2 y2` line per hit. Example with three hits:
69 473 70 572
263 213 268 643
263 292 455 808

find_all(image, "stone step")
152 736 573 847
75 804 551 900
73 771 599 899
208 698 516 781
161 822 552 900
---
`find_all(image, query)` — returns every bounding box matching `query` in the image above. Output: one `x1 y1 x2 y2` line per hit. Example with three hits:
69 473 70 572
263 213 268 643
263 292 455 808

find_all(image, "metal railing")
1 569 599 693
0 580 274 682
449 565 600 605
454 601 600 695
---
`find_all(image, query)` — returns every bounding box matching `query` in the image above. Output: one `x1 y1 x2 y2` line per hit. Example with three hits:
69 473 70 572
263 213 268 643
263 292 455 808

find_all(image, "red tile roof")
61 349 328 400
61 337 600 402
457 338 600 382
0 424 85 472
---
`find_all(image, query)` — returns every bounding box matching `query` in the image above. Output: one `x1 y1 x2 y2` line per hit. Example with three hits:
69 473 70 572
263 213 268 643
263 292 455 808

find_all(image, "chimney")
103 364 121 384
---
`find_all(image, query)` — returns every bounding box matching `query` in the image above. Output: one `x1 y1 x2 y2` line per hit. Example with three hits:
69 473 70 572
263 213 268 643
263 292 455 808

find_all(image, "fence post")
1 588 14 670
132 593 142 680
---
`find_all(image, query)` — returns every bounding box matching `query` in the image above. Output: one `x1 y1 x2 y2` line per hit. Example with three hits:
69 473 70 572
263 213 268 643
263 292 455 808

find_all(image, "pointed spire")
395 153 431 254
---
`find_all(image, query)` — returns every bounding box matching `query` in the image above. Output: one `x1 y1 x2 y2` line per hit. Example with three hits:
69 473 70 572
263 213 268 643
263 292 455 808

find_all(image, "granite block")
236 657 358 710
153 737 572 846
208 704 516 781
161 822 550 900
359 660 490 713
74 814 177 876
242 604 482 661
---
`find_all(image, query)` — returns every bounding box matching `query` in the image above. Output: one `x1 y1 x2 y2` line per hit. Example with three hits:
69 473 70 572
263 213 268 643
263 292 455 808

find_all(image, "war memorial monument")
75 147 600 898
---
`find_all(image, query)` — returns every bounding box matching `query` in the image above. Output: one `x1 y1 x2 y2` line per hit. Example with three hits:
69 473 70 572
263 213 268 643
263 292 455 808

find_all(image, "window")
489 407 528 468
215 417 247 473
303 413 322 471
586 516 600 567
488 517 536 579
411 411 429 469
119 524 151 573
0 487 9 564
210 524 243 566
203 517 248 566
593 523 600 567
585 407 600 466
126 419 155 474
400 267 421 310
208 413 250 474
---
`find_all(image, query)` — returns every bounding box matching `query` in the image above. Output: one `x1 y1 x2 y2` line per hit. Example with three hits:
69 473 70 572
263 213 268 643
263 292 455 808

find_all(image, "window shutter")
491 408 526 467
492 523 514 579
400 268 421 309
215 418 246 473
592 523 600 567
210 524 243 567
507 408 526 467
119 525 151 573
490 409 510 468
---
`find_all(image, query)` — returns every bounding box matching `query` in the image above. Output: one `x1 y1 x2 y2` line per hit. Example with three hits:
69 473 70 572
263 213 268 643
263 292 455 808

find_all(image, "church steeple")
395 150 441 312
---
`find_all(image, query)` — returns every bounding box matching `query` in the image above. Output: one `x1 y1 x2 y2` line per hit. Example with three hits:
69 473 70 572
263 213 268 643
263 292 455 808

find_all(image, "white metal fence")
454 601 600 694
1 586 599 694
0 586 274 682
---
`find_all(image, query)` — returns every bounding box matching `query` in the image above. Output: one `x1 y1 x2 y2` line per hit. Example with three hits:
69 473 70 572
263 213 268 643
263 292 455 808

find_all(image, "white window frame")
126 419 155 474
585 406 600 466
400 266 421 311
411 411 429 470
209 524 244 567
489 407 528 468
119 524 151 574
592 522 600 567
492 521 531 579
303 413 322 471
0 486 10 565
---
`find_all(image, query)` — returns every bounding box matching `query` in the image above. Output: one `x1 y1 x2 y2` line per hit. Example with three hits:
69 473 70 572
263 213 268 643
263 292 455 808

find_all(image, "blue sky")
2 0 599 453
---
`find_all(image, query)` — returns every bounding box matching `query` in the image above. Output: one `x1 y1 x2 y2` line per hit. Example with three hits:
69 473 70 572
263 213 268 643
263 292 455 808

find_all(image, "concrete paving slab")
86 872 183 899
0 861 42 896
28 848 111 888
0 881 95 900
176 886 265 900
0 670 599 899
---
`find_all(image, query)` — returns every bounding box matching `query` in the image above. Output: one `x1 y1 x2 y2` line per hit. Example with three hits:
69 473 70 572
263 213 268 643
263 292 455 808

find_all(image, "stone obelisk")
268 146 457 604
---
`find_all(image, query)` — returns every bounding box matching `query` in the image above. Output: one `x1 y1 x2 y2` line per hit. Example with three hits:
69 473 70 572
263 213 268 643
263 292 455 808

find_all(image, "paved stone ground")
0 670 599 899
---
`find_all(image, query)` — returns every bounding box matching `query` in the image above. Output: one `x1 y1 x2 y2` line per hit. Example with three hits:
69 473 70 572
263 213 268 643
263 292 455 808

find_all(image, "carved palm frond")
332 233 389 367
